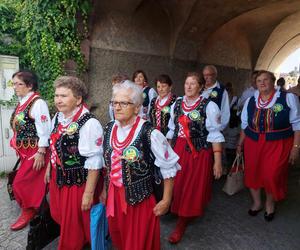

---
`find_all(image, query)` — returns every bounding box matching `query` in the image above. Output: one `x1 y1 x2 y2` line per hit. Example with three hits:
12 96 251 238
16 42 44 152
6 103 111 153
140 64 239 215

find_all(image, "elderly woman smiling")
237 70 300 222
100 80 180 250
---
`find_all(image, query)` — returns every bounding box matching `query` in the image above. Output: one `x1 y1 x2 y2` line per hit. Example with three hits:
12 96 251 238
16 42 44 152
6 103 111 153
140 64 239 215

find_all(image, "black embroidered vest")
149 94 177 136
208 84 225 109
103 121 156 205
52 113 94 187
142 87 151 107
171 98 211 151
10 98 39 149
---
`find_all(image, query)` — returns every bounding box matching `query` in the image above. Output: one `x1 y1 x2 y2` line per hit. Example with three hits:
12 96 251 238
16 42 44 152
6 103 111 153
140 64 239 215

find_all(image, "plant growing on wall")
0 0 90 108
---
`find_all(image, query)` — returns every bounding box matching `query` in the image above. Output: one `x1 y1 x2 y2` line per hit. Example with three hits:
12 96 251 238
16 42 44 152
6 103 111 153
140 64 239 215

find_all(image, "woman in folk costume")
45 76 104 249
149 74 177 136
237 70 300 221
10 70 51 231
100 80 180 250
132 70 157 120
166 72 224 244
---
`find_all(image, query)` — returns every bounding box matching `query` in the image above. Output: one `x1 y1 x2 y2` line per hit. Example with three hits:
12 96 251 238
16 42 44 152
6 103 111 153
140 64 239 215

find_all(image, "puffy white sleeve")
241 98 250 130
30 99 51 147
166 100 178 140
206 101 225 143
220 90 230 130
286 93 300 131
150 129 180 179
79 118 104 170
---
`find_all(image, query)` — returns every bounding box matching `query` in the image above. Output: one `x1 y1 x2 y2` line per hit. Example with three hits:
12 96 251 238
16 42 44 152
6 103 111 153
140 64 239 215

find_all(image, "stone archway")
255 11 300 73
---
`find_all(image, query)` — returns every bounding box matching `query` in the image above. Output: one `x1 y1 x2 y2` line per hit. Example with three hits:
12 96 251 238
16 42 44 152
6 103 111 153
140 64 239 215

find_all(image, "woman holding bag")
45 76 104 249
237 70 300 221
10 70 51 231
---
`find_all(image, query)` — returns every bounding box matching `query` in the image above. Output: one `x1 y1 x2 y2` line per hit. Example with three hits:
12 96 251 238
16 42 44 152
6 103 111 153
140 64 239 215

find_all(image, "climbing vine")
0 0 91 108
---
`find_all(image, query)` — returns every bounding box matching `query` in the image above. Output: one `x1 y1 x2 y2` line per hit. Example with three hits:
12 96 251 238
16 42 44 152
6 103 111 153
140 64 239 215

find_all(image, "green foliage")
0 0 91 107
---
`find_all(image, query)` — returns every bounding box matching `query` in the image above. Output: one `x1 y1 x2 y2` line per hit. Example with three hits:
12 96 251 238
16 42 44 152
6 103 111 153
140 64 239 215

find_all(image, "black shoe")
264 211 275 222
248 208 263 216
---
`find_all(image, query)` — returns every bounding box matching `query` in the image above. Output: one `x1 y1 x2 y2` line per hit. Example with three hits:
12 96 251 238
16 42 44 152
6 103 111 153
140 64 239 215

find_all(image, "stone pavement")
1 168 299 250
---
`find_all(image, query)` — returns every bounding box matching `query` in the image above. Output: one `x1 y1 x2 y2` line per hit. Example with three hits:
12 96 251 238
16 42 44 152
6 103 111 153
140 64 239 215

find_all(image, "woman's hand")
99 187 107 204
44 163 51 184
29 151 45 170
81 192 94 211
213 161 222 179
153 198 171 216
289 147 299 165
236 144 243 155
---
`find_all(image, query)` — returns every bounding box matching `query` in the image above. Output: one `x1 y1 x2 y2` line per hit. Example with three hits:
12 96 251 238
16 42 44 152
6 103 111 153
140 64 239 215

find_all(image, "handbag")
152 165 164 202
26 185 60 250
7 158 21 200
222 154 245 195
90 203 111 250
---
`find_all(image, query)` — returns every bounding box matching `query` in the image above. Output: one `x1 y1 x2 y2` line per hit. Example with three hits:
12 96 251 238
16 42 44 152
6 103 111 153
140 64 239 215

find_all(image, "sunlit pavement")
1 167 299 250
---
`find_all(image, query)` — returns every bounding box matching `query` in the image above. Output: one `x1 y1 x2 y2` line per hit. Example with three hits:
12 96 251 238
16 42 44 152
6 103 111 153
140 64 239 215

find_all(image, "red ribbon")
178 115 198 159
106 184 127 218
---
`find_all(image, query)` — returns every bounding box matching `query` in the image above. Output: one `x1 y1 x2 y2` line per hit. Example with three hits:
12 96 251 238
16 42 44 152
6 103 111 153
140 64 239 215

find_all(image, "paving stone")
0 168 299 249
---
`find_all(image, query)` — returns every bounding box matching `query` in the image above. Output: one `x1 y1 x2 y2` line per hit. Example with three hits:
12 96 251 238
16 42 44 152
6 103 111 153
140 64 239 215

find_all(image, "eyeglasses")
13 82 26 87
110 101 134 108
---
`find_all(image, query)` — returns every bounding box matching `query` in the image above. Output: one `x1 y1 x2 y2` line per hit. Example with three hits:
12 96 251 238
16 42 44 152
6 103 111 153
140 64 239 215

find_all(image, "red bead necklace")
111 116 141 150
182 96 202 112
258 91 275 108
155 94 173 110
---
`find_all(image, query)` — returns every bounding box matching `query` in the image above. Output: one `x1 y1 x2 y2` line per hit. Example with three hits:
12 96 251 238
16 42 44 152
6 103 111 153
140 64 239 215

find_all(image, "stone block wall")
88 48 251 123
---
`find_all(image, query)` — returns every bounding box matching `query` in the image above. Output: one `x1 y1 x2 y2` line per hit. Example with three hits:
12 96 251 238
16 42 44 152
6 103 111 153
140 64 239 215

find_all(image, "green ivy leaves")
0 0 90 109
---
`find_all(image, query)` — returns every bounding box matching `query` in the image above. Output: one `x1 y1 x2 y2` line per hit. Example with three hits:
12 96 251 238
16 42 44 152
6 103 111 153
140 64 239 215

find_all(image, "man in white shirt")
237 70 259 112
201 65 230 131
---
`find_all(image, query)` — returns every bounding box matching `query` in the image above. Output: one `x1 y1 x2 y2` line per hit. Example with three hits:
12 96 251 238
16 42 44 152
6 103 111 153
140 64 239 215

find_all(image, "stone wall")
87 48 251 123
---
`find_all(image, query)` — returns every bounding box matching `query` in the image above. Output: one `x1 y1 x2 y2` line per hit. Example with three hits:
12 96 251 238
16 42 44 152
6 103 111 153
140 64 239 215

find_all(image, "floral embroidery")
96 137 103 146
41 115 48 123
210 90 218 98
16 112 26 125
272 103 283 116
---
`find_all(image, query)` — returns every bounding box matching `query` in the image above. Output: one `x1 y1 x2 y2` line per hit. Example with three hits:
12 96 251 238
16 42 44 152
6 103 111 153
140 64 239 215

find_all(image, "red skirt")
13 147 49 209
49 167 101 250
171 137 213 217
244 134 293 201
108 186 160 250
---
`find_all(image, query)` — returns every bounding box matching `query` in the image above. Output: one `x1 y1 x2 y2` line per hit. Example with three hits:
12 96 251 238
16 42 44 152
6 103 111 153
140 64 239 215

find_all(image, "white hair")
112 80 143 106
203 65 218 76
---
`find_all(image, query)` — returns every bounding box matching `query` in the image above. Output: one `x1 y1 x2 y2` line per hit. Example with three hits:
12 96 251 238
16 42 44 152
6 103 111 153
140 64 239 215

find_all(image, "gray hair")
112 80 143 106
203 65 218 76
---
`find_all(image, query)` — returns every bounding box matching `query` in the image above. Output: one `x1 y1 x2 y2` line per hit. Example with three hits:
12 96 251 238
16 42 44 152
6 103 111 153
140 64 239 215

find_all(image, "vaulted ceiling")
91 0 300 71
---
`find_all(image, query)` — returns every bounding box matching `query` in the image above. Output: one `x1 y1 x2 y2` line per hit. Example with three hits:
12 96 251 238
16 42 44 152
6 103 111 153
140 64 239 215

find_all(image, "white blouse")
166 96 224 143
201 81 230 130
18 92 51 147
110 118 180 180
241 89 300 131
51 107 104 170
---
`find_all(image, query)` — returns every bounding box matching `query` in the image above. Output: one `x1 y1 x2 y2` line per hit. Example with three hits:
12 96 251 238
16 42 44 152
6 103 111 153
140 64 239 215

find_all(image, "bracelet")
37 150 46 155
213 150 222 153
